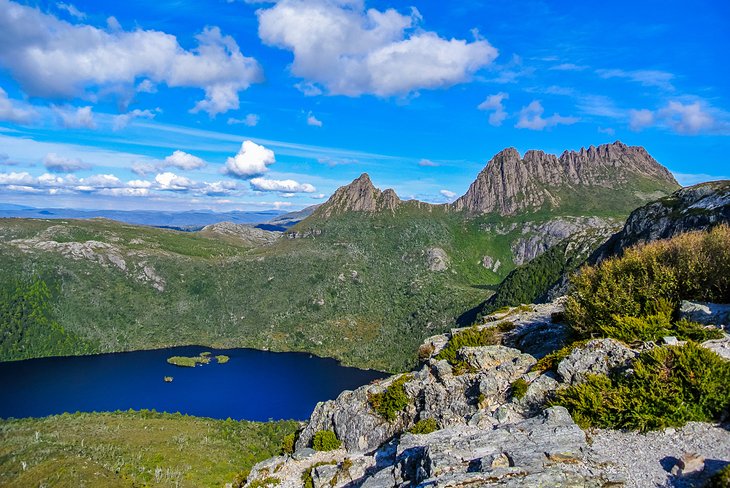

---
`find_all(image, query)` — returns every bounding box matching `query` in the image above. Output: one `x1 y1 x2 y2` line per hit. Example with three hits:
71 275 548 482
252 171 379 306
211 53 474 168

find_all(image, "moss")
552 342 730 431
409 418 438 435
248 477 280 488
368 374 413 421
312 430 341 451
510 378 529 400
497 320 516 332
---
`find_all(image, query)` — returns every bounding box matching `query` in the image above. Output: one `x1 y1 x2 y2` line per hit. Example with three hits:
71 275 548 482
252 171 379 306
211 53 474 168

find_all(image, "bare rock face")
198 221 280 246
312 173 403 218
679 300 730 327
425 247 449 271
451 141 679 216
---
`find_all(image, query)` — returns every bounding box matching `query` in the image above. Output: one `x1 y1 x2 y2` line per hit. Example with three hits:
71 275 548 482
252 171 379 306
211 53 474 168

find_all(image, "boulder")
679 300 730 327
557 338 638 384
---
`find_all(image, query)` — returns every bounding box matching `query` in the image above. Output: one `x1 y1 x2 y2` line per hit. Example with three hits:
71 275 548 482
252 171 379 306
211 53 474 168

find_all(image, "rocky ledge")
243 301 730 488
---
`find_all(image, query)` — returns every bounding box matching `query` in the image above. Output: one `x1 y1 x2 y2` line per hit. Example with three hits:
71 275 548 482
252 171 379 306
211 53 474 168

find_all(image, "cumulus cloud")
307 111 323 127
43 153 91 173
629 109 655 131
53 105 96 129
477 92 508 126
629 101 723 135
227 113 259 126
154 172 197 191
163 150 206 170
255 0 497 96
0 87 38 123
250 177 316 193
113 108 157 130
225 140 275 178
439 189 457 200
0 1 263 115
515 101 578 131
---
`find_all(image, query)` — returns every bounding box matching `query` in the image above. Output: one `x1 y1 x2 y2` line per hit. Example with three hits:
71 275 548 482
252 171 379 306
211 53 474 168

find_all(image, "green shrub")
368 374 413 421
248 477 280 488
409 418 438 435
510 378 529 400
532 340 588 373
497 321 516 332
599 313 722 344
552 342 730 431
312 430 341 451
280 432 296 455
705 464 730 488
566 225 730 339
434 326 500 366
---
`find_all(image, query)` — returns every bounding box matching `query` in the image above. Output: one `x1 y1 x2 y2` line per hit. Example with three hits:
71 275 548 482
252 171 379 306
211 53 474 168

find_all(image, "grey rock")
701 335 730 360
425 247 449 272
312 463 339 488
199 221 280 246
557 338 638 384
679 300 730 326
292 448 316 460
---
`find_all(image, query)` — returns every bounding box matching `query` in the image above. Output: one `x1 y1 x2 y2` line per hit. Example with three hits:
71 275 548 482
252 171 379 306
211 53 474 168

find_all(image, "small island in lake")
166 353 229 368
167 354 212 368
164 376 173 382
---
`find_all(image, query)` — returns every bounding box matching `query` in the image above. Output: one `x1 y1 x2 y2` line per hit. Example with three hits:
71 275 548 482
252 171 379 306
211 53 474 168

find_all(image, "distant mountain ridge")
309 141 679 220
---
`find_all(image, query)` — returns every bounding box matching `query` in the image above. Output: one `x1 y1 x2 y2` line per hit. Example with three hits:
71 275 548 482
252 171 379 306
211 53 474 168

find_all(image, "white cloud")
418 159 439 167
228 113 259 126
255 0 497 96
131 162 157 176
477 92 508 126
225 140 275 178
0 87 37 124
155 172 197 191
672 172 729 186
628 109 655 131
113 108 156 130
515 100 578 130
162 150 206 170
43 152 91 173
56 2 85 19
439 189 457 200
250 177 316 193
597 69 674 91
658 101 716 134
136 79 157 93
0 1 263 115
550 63 587 71
629 101 721 135
307 111 323 127
53 105 96 129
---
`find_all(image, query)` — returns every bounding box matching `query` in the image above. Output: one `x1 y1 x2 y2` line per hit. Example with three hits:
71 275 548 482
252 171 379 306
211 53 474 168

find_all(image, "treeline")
0 278 92 361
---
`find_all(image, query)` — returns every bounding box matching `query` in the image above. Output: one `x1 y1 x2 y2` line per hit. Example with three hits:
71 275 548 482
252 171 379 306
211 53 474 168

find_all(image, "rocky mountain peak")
451 141 679 216
313 173 402 217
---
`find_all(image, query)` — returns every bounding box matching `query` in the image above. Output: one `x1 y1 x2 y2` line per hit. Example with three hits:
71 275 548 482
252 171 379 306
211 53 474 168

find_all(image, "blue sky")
0 0 728 211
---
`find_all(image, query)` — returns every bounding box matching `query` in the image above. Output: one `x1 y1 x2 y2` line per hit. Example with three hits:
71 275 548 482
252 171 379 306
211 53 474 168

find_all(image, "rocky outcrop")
679 300 730 327
244 299 730 488
451 141 679 216
199 221 280 246
311 174 404 218
589 180 730 263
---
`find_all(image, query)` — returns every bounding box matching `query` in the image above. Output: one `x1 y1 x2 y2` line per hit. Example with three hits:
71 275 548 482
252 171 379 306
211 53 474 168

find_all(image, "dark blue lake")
0 346 387 421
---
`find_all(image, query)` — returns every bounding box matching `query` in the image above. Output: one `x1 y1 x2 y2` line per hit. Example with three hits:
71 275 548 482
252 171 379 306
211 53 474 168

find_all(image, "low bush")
312 430 341 451
552 342 730 431
565 225 730 340
510 378 529 400
600 313 722 344
302 461 336 488
434 326 500 365
248 477 280 488
280 432 296 455
531 340 589 373
409 418 438 435
368 374 413 421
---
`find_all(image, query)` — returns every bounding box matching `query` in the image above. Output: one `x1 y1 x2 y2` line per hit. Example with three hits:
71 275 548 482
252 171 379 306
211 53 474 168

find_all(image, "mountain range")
0 142 687 370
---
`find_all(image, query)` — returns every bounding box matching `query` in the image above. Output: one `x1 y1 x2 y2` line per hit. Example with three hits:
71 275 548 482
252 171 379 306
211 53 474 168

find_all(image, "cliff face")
589 180 730 263
451 141 679 216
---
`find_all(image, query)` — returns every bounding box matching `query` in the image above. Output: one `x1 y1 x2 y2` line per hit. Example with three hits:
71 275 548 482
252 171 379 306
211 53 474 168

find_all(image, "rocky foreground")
242 301 730 488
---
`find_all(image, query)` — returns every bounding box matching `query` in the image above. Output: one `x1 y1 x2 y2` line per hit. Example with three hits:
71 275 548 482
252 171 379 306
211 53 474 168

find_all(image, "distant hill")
0 142 682 371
